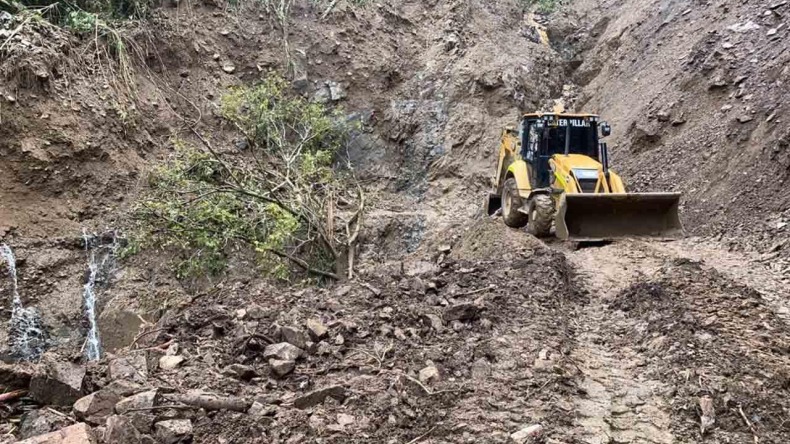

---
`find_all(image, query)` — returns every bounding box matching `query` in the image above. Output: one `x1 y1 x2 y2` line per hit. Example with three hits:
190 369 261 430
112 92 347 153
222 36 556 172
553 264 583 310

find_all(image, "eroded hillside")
0 0 788 443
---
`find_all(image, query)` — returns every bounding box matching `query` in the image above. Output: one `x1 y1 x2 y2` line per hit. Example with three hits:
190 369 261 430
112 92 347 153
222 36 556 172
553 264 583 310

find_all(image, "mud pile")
613 260 790 443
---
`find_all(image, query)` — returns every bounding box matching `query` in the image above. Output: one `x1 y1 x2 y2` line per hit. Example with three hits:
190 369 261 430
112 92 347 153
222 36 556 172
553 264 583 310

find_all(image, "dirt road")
560 239 790 443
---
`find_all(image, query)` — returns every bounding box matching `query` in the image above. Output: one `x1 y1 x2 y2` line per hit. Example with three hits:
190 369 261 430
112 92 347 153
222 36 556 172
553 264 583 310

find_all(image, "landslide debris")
2 220 586 443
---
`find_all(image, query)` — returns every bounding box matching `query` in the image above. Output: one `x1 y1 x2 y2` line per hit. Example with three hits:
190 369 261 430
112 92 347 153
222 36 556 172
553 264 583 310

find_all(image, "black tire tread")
502 178 529 228
527 194 554 237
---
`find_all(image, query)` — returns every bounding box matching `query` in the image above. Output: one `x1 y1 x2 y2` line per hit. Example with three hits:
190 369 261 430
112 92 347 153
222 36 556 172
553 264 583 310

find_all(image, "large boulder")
104 415 142 444
263 343 303 361
154 419 193 444
29 359 86 406
97 308 148 353
108 355 148 383
115 390 158 414
18 410 72 440
293 385 346 409
17 422 96 444
73 390 120 425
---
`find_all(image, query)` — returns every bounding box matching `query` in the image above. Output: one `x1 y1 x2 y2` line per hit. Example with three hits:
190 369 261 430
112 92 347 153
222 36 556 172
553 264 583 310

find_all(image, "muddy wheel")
527 194 555 237
502 178 529 228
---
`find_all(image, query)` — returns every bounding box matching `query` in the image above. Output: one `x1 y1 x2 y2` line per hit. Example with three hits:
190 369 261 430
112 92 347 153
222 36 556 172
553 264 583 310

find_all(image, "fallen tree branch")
736 405 760 444
321 0 339 19
267 248 339 280
405 427 436 444
165 393 252 412
0 389 27 403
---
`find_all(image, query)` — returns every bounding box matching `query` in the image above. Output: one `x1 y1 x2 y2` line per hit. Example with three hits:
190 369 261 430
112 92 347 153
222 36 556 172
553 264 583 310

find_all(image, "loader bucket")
555 193 682 241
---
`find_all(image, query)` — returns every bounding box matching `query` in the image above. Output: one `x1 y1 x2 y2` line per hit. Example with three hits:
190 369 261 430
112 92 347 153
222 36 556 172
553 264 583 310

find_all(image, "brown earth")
0 0 789 443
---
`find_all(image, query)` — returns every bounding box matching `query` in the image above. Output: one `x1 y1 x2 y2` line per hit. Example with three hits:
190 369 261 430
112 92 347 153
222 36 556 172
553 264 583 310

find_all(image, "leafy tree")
132 75 363 280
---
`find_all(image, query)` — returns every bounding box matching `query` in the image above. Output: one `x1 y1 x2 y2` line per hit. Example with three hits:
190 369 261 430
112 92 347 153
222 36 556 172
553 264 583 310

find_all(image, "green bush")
131 75 362 280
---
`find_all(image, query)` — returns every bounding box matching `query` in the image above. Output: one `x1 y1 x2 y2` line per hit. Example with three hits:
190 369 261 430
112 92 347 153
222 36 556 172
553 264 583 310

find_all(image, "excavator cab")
522 116 602 189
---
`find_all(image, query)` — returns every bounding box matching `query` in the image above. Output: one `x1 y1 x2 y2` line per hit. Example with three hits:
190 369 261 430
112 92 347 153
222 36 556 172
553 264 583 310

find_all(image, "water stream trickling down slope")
0 244 48 360
81 230 119 361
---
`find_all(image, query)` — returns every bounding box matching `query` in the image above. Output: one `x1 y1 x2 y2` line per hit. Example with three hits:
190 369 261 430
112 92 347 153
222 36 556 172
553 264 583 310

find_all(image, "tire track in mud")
563 241 675 444
557 238 790 443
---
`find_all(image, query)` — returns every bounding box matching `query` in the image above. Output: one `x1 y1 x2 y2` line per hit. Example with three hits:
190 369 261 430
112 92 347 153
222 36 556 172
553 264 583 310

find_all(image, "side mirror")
600 122 612 137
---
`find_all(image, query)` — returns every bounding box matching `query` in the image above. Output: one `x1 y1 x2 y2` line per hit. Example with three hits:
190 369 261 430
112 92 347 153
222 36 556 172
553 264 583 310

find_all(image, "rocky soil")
1 0 789 443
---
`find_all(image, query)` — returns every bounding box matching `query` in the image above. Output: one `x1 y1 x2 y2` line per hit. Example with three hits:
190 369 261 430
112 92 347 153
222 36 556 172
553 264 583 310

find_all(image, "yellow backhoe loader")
486 112 682 240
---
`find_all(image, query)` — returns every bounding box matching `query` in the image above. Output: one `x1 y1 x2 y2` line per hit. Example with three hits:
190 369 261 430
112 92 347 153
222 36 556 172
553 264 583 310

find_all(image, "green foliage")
520 0 564 14
131 75 360 280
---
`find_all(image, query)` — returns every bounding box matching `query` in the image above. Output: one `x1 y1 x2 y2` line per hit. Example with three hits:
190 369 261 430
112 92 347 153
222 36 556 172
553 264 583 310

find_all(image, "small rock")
337 413 355 427
248 401 277 417
293 385 346 409
281 326 308 349
437 244 452 254
104 415 141 444
246 304 266 319
158 355 185 370
737 114 754 123
328 81 347 101
263 343 303 361
73 391 120 425
306 319 328 340
223 364 257 381
154 419 192 444
334 285 352 297
108 355 148 383
767 28 778 36
221 63 236 74
443 302 482 322
423 314 444 332
115 390 158 415
334 334 345 346
510 424 544 443
418 365 441 385
727 21 760 33
269 359 295 377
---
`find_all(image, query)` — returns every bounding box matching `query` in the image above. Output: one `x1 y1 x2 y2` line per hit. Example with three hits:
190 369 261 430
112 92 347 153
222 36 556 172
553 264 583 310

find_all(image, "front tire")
527 194 555 237
502 178 529 228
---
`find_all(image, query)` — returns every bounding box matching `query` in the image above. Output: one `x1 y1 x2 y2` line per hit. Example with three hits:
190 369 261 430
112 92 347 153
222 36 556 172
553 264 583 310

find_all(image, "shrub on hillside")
130 75 364 281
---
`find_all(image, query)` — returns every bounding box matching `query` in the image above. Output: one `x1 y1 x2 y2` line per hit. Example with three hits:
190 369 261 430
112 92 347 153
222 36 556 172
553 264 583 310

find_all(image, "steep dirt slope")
565 0 790 255
1 0 567 350
0 1 789 443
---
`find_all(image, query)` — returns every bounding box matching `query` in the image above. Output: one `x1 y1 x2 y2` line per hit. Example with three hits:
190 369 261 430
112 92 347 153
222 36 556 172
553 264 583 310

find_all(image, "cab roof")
523 112 599 118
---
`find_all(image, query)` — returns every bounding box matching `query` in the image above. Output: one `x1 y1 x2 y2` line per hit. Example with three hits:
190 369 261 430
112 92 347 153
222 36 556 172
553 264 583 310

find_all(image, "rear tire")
527 194 555 237
502 178 529 228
